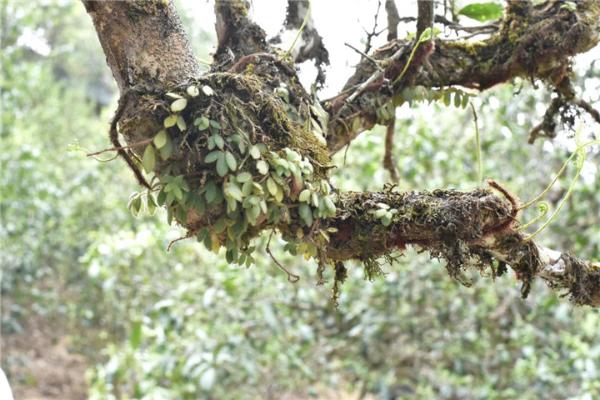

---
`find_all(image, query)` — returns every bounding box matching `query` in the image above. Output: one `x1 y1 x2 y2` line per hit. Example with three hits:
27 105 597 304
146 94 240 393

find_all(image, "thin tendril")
285 0 311 58
469 102 483 185
519 139 600 210
524 149 587 241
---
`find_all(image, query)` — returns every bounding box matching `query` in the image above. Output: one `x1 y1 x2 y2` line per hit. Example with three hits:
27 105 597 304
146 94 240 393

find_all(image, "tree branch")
82 0 199 92
83 0 600 307
323 186 600 307
416 0 434 38
325 0 600 153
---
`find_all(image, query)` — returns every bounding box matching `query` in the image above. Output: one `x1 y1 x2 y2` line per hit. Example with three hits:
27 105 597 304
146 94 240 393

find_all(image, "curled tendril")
517 201 549 232
523 146 592 241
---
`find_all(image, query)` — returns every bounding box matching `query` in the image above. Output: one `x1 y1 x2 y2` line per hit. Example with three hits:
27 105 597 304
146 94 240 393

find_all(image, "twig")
86 137 154 157
167 233 193 252
383 118 399 182
110 91 151 189
344 42 383 71
383 0 400 183
363 0 383 55
267 230 300 283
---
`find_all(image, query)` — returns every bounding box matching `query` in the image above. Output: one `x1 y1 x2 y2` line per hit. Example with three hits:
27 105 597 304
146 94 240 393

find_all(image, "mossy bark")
325 0 600 152
83 0 600 307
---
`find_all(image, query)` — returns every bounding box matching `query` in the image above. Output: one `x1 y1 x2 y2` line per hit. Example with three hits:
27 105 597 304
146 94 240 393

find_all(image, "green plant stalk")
516 202 548 232
392 28 433 86
469 102 483 185
523 138 600 241
285 0 312 58
520 139 600 210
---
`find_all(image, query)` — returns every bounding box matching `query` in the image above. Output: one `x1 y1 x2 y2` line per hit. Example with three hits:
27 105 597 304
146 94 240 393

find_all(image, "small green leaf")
323 196 336 215
561 1 577 11
381 214 392 226
299 189 311 203
194 116 210 130
186 85 199 97
164 114 177 128
216 153 228 177
443 91 451 107
372 208 387 219
454 91 462 108
153 130 168 149
142 145 156 172
266 177 278 196
224 181 243 202
458 2 503 22
146 194 157 215
205 151 220 163
298 204 313 227
128 194 142 216
159 136 173 160
256 160 269 175
214 135 225 150
171 98 188 112
242 181 253 196
274 186 284 203
202 85 214 96
249 145 261 160
311 192 319 208
176 115 187 131
205 181 218 203
225 151 237 171
418 27 433 43
461 92 470 108
237 172 252 183
207 136 216 150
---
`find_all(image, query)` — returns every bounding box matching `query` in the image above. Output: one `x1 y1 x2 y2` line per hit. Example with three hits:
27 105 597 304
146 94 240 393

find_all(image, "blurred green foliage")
1 1 599 399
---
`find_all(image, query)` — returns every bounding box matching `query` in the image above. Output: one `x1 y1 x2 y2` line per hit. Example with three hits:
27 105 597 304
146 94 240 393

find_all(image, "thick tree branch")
83 0 600 307
82 0 199 92
324 187 600 306
325 0 600 153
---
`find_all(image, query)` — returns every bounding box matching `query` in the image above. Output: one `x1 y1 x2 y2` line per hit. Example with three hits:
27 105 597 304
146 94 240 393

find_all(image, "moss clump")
123 58 337 267
559 255 600 306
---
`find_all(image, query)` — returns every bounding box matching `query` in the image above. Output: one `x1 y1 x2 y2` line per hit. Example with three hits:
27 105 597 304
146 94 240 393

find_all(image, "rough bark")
325 0 600 152
83 0 600 306
82 0 199 91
